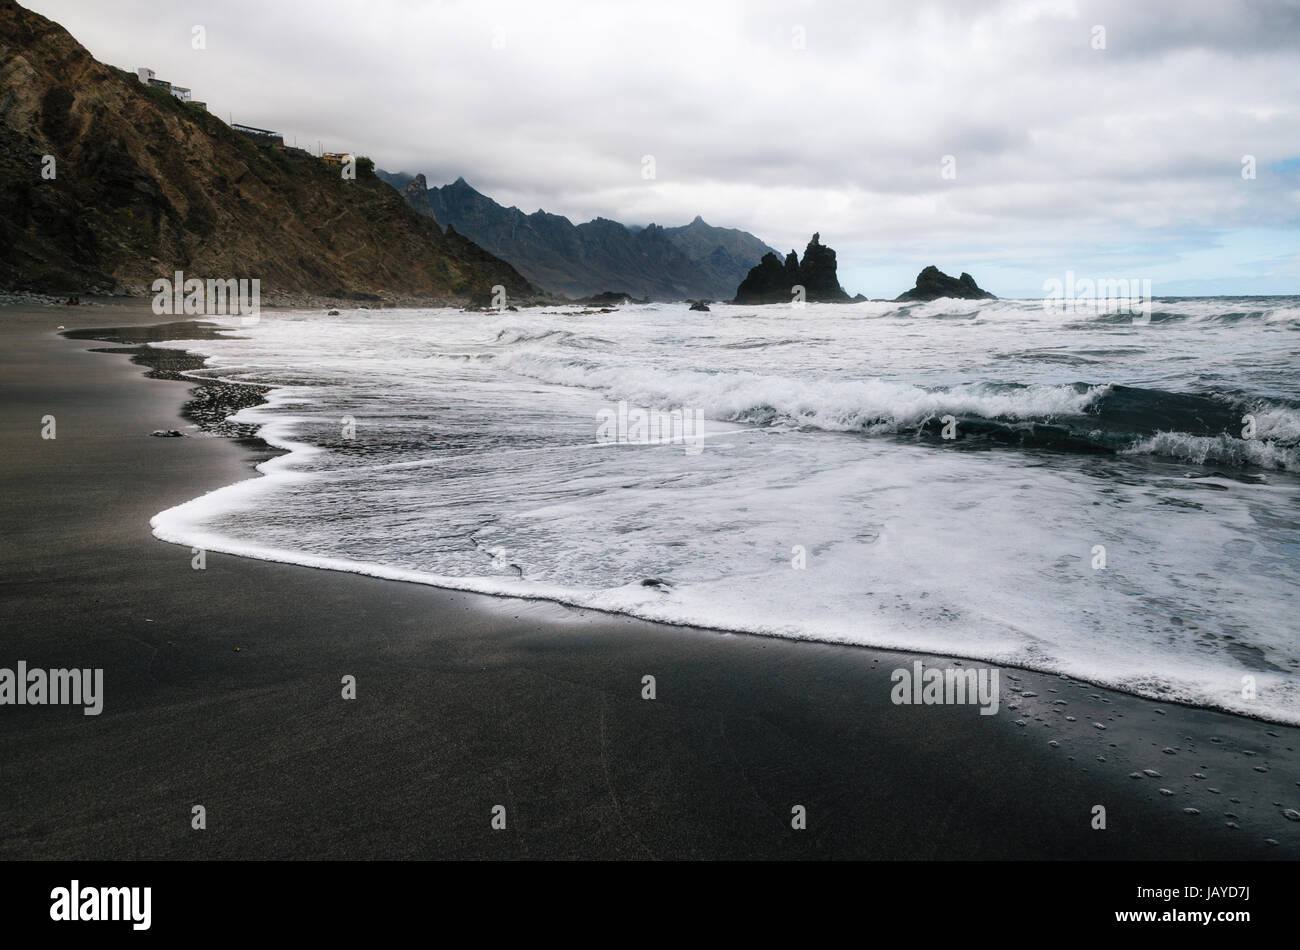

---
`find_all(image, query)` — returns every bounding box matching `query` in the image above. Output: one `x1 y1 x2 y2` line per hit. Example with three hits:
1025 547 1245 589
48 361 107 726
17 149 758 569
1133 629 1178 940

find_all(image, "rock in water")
734 233 852 304
895 266 996 302
578 291 644 307
733 252 798 304
150 429 186 437
689 300 711 312
797 233 851 303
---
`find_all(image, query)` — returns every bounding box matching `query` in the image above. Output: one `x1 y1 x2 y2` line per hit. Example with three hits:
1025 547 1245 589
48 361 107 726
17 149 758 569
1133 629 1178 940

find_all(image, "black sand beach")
1 301 1297 860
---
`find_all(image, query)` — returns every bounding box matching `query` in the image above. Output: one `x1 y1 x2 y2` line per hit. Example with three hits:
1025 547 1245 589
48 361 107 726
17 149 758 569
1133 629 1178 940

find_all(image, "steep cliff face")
388 174 776 301
0 0 537 301
734 233 852 304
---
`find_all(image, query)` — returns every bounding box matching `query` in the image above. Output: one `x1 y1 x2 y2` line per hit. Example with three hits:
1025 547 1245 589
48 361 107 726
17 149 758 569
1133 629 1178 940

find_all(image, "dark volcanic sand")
62 321 274 443
1 300 1297 859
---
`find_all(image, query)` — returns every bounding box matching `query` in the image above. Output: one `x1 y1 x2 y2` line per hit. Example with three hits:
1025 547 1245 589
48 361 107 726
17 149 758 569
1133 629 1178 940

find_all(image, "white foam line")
148 502 1300 726
368 428 738 472
139 308 1300 726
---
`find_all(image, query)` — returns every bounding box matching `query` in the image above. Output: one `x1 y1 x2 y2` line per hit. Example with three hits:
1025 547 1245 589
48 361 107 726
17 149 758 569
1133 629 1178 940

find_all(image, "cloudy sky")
26 0 1300 296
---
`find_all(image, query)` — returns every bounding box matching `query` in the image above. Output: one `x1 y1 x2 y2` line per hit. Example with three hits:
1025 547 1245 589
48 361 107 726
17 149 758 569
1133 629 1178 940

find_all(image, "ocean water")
150 298 1300 722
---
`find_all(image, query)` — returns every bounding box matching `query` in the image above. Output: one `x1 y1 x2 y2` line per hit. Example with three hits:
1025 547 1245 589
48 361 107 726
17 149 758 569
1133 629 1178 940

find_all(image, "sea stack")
895 266 996 302
734 233 852 304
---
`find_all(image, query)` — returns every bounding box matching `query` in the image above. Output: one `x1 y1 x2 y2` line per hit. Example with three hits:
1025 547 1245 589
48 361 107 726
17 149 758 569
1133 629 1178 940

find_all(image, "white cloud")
23 0 1300 294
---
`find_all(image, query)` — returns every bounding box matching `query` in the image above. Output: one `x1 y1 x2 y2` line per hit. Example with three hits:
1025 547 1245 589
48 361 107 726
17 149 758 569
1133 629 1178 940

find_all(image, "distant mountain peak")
384 173 780 300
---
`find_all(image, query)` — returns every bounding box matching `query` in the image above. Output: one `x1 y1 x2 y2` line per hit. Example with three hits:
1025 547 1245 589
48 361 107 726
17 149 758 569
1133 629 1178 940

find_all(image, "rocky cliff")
0 0 537 302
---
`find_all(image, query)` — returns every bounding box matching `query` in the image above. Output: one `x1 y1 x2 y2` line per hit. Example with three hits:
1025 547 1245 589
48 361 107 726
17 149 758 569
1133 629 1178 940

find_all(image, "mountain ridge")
379 171 778 301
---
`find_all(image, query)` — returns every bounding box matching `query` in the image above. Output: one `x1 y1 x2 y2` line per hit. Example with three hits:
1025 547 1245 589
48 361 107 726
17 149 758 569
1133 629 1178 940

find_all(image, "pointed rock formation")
797 233 851 302
733 233 852 304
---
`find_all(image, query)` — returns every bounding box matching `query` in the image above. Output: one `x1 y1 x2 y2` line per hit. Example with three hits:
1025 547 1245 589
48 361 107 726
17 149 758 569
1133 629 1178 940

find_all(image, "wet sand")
1 300 1296 859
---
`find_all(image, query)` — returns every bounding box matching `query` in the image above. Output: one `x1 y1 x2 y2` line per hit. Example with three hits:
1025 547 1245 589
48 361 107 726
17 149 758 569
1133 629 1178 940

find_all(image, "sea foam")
145 298 1300 723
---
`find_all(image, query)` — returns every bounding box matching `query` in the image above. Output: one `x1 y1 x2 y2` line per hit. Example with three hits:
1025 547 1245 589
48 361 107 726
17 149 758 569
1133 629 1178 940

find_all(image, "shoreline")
74 315 1300 729
2 299 1297 859
64 321 279 447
